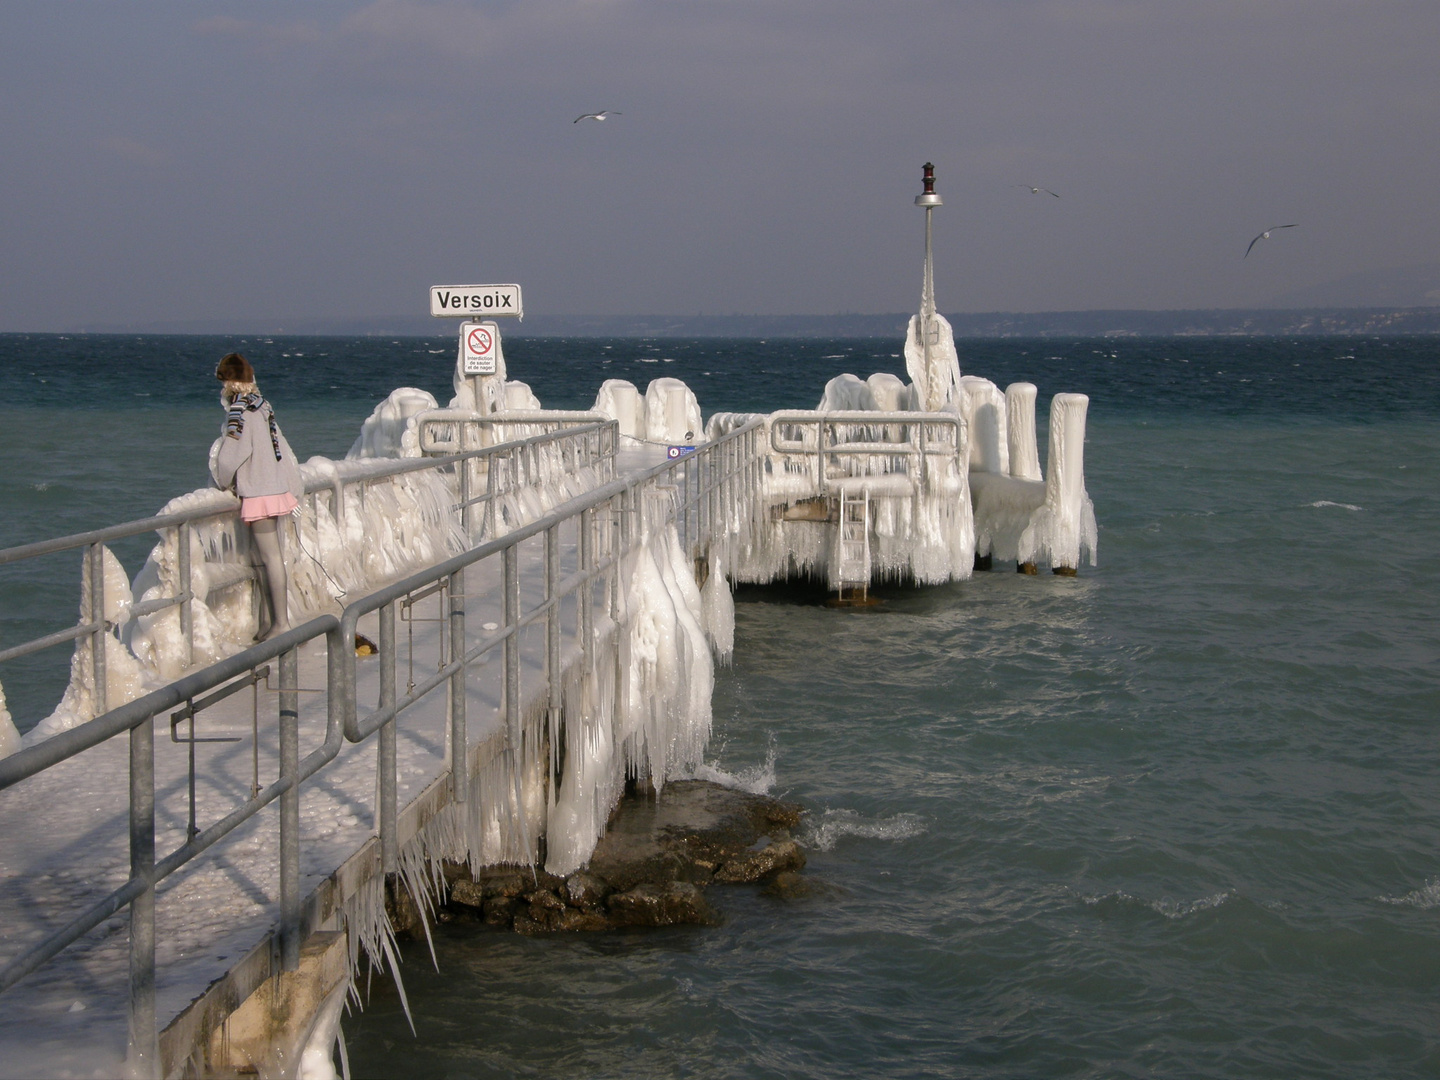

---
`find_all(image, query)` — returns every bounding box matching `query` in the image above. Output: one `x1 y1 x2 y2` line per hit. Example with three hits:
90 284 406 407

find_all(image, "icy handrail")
0 618 339 995
766 410 964 493
767 410 962 455
0 423 616 725
0 619 333 792
0 423 614 567
333 417 765 744
417 412 608 454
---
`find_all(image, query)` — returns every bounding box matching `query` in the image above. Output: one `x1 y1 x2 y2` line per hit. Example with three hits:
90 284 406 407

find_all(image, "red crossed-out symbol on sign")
467 326 493 356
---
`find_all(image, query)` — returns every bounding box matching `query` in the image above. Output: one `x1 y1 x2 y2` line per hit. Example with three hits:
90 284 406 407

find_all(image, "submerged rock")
762 871 813 900
395 780 812 936
714 839 805 884
564 872 610 910
606 882 715 928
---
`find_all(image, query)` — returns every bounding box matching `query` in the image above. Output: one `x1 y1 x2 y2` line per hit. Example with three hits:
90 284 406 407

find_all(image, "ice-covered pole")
915 163 942 409
1006 382 1042 481
1043 393 1092 575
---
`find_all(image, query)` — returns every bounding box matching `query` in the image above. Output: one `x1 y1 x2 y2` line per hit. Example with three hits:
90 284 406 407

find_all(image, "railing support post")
459 458 473 544
89 543 107 717
546 526 561 717
127 713 157 1078
178 522 193 669
544 526 562 807
449 570 468 805
279 647 300 972
378 602 397 875
503 547 520 751
579 509 594 675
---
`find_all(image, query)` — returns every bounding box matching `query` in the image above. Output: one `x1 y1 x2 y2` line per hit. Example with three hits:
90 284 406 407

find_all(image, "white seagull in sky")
574 110 621 123
1244 223 1298 259
1018 184 1061 198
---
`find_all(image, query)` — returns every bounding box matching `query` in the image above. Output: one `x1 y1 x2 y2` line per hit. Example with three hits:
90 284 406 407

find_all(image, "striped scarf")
224 392 283 462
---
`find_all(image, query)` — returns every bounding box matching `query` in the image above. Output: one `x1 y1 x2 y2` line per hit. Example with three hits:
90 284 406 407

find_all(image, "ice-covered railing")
416 414 620 541
0 423 617 752
702 406 973 587
703 367 1095 580
0 417 763 1078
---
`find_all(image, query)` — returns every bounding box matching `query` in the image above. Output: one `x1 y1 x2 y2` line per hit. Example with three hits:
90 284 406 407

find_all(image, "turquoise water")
2 334 1438 1076
338 416 1440 1079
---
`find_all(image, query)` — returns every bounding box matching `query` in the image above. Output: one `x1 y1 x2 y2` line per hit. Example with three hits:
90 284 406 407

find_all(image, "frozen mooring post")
0 163 1094 1079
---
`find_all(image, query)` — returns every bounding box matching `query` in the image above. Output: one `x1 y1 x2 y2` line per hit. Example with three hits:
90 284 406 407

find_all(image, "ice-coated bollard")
1043 392 1091 575
1006 382 1042 481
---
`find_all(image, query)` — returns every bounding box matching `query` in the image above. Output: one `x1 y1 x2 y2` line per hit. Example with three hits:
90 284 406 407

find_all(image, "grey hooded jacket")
212 396 304 500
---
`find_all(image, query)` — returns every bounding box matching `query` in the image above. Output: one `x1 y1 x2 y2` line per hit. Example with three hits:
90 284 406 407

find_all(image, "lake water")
2 332 1438 1077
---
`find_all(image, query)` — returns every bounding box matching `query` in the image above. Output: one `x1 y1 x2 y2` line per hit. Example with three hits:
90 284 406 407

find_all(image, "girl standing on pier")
212 353 304 641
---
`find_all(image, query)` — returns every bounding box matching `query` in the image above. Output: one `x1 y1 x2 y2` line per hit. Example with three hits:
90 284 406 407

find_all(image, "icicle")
0 682 19 760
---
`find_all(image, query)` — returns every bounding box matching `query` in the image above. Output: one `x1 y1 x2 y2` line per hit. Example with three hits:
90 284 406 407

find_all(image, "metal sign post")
430 283 524 422
460 320 500 421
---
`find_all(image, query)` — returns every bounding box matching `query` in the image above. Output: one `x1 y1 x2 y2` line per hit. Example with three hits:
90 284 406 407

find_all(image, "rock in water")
399 780 813 935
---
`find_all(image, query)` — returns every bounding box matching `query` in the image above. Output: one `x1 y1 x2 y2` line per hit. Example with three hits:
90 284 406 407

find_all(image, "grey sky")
2 1 1437 330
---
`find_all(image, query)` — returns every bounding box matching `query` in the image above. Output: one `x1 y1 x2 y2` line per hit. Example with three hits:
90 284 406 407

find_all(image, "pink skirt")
240 492 299 522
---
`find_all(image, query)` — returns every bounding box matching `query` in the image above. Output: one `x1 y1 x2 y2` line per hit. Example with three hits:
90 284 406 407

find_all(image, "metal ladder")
835 488 871 601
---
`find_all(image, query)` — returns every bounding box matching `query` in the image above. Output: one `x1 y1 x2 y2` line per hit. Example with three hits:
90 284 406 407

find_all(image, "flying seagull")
574 110 621 123
1244 223 1298 259
1018 184 1061 198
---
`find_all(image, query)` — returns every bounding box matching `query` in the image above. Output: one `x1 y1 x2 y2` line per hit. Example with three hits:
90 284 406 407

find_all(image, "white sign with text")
430 283 523 318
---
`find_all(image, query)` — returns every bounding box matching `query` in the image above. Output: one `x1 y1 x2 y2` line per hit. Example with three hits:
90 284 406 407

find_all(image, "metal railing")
766 410 965 493
418 411 608 456
0 422 616 730
0 418 763 1078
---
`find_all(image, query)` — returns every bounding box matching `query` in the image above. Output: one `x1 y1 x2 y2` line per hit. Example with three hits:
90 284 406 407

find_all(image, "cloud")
97 135 169 167
341 0 495 57
191 13 322 46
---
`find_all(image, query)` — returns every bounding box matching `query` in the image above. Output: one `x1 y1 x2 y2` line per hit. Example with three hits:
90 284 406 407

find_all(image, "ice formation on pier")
14 319 1092 864
22 546 147 746
0 320 1101 1080
0 685 19 759
589 377 703 444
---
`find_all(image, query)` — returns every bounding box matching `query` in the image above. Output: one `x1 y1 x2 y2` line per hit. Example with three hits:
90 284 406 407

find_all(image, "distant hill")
1267 263 1440 310
78 307 1440 338
512 309 1440 338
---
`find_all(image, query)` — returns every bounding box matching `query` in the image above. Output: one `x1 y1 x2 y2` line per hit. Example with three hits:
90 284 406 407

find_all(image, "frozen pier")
0 374 1093 1078
0 417 755 1078
0 169 1095 1080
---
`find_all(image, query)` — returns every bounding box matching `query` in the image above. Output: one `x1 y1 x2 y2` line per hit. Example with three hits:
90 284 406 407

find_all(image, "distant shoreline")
7 306 1440 338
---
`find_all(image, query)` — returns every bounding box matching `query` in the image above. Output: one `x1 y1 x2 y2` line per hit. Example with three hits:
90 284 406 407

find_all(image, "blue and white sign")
667 445 696 459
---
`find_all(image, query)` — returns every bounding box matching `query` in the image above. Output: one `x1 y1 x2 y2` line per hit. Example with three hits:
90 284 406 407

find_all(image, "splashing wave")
686 745 777 795
802 809 927 852
1377 880 1440 909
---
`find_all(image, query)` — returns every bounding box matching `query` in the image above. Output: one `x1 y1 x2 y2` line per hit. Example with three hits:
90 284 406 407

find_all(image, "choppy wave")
801 808 927 852
1083 889 1234 920
1377 879 1440 909
1307 500 1362 511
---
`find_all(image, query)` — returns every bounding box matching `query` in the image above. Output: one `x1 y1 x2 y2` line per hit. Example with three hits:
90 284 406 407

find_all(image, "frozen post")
1006 383 1042 481
1044 393 1090 575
